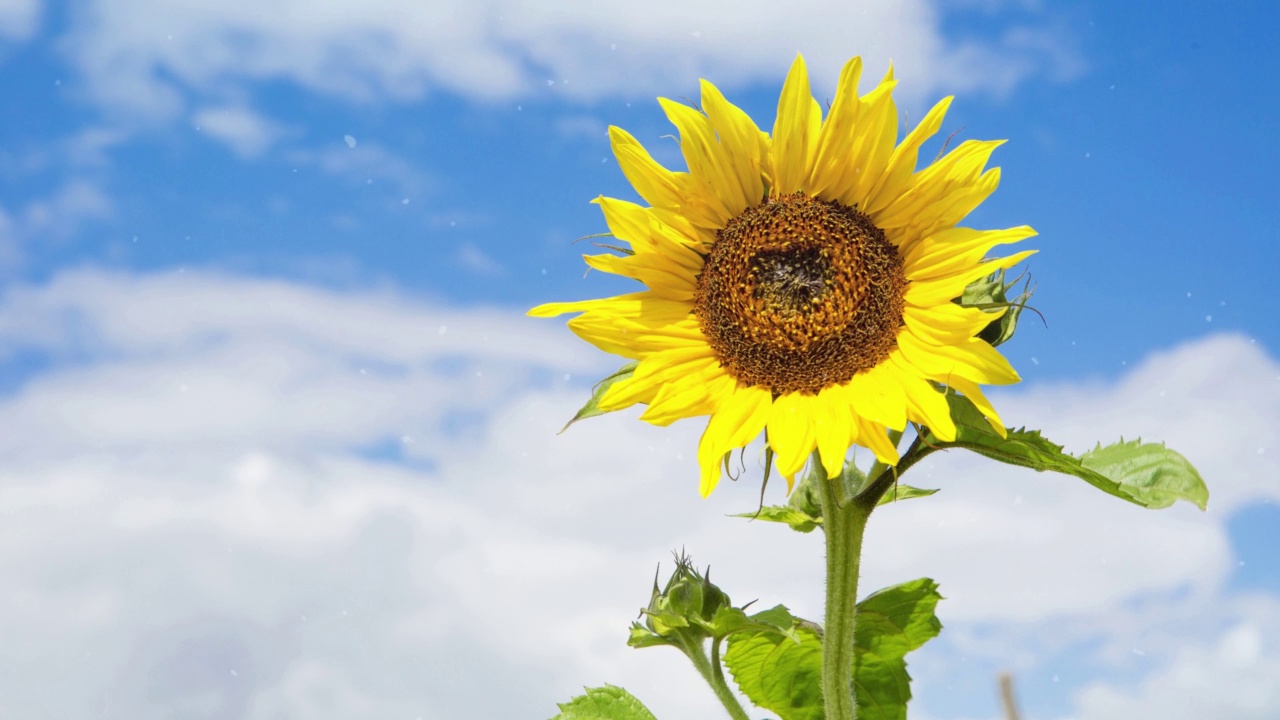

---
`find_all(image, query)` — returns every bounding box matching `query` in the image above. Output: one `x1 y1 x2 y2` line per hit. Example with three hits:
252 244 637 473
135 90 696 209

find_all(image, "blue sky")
1 1 1278 719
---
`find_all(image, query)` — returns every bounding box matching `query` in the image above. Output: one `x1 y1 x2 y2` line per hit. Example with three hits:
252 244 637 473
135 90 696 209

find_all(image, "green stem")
682 637 751 720
817 453 875 720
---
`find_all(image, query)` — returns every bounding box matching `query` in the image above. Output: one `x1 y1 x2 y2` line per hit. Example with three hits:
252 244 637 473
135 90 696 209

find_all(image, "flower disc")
695 193 906 396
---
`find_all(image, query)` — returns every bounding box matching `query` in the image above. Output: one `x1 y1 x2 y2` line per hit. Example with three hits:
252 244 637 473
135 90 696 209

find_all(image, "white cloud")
0 179 113 269
0 0 39 41
192 105 287 158
0 269 1276 718
1064 596 1280 720
60 0 1081 122
454 242 505 276
284 141 433 199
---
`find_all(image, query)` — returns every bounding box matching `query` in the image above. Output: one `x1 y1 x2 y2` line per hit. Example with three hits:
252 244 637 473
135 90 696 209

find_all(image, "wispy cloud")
193 105 289 158
0 179 113 270
0 0 39 41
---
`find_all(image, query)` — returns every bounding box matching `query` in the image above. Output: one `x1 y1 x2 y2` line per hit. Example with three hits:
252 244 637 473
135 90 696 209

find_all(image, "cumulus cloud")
59 0 1081 122
0 269 1276 718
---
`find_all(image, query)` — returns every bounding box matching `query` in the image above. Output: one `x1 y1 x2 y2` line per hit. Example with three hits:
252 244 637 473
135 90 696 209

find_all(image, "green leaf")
710 604 803 642
1080 438 1209 510
724 623 825 720
927 392 1208 510
551 685 658 720
875 485 939 506
852 578 943 720
729 505 822 533
722 580 942 720
561 362 638 433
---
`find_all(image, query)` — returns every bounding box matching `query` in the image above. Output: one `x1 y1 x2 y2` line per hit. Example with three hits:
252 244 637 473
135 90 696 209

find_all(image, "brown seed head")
693 193 906 395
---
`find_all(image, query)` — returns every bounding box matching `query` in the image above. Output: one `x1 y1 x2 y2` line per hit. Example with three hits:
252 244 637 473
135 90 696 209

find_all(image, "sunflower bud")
628 552 731 650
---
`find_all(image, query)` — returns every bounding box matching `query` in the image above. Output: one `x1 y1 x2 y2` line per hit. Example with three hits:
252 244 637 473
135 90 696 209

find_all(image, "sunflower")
531 55 1036 497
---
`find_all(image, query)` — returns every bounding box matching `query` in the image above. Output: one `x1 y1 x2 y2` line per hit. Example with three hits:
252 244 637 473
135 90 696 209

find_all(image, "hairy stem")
682 637 751 720
817 455 874 720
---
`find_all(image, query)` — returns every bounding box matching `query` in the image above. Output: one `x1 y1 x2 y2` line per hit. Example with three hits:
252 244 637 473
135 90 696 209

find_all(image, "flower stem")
817 455 874 720
682 637 751 720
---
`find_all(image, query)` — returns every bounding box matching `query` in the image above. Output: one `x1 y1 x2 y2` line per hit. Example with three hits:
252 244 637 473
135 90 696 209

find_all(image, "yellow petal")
594 196 705 271
814 388 855 479
808 56 864 198
844 362 908 431
767 392 819 479
904 250 1037 307
904 302 1005 345
946 376 1007 437
659 97 741 223
771 54 818 195
855 417 900 466
834 78 898 207
565 313 706 359
640 368 736 426
608 126 684 211
904 167 1004 241
863 96 952 217
903 225 1036 282
874 139 1004 232
700 79 767 208
891 355 956 441
582 252 696 301
600 346 718 410
697 385 774 496
897 329 1021 386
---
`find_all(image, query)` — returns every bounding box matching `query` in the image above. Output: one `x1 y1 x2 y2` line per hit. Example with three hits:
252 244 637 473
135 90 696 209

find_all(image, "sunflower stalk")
816 451 872 720
681 636 751 720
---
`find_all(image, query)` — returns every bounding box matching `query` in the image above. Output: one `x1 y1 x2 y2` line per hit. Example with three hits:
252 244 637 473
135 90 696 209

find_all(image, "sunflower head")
531 54 1036 497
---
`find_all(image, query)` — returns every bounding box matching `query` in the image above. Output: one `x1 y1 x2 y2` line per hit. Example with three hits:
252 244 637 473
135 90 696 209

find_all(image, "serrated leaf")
561 362 638 433
1080 438 1208 510
724 625 825 720
723 580 942 720
730 505 822 533
875 485 939 506
929 392 1208 510
551 685 658 720
710 604 802 642
852 578 943 720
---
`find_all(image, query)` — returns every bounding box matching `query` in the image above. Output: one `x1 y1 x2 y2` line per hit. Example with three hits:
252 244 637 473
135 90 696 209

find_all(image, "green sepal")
957 268 1033 347
875 485 939 506
721 579 943 720
561 361 638 433
730 505 822 533
550 685 658 720
731 460 825 532
927 392 1208 510
733 459 933 530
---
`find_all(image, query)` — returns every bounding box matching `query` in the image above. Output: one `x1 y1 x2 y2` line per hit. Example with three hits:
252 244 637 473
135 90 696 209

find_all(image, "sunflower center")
693 192 907 395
